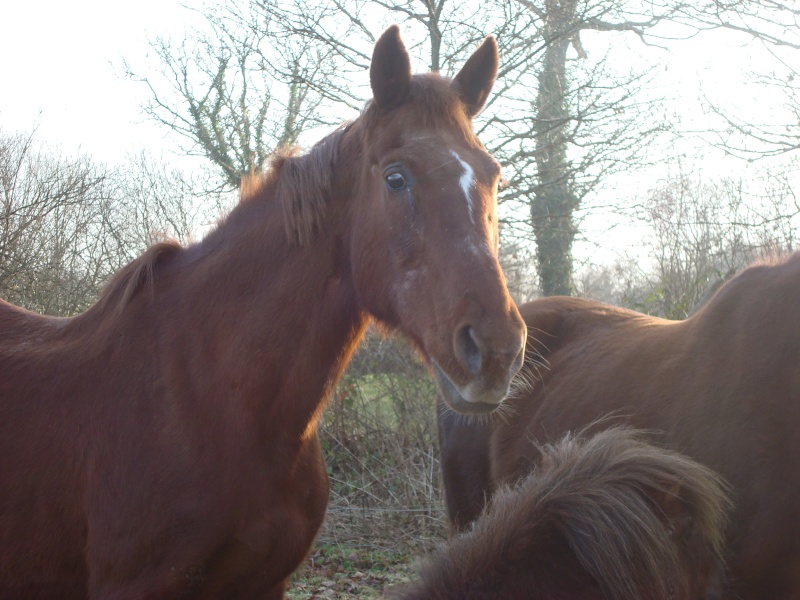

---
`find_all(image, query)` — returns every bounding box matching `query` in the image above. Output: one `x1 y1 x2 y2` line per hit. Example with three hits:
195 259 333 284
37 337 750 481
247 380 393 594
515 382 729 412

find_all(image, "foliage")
577 167 799 318
0 130 225 315
319 331 446 550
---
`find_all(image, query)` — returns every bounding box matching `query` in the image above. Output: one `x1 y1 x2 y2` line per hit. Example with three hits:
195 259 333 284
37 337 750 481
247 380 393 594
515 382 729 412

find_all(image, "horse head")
347 26 526 414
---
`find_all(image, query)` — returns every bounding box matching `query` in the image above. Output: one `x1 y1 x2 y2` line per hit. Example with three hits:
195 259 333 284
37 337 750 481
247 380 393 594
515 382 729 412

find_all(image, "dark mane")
98 240 183 312
399 428 730 600
241 126 347 246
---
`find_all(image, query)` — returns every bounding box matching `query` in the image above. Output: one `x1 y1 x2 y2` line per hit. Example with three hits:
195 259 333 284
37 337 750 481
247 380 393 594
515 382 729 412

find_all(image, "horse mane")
396 427 730 600
98 240 183 312
241 126 348 246
526 427 730 599
239 73 472 248
95 75 474 312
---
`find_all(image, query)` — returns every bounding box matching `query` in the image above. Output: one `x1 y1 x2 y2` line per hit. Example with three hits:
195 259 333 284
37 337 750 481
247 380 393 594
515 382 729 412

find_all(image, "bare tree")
104 151 222 263
0 130 222 316
708 60 800 160
125 2 341 190
695 1 800 159
690 1 800 50
0 129 113 314
494 0 745 296
624 166 799 318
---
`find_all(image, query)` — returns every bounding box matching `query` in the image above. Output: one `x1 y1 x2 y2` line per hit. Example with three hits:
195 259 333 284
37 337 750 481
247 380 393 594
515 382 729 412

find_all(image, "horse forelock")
361 73 476 141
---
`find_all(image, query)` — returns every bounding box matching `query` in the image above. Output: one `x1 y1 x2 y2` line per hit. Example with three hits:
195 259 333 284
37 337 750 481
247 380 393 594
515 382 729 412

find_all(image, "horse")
438 252 800 600
393 427 730 600
0 26 527 599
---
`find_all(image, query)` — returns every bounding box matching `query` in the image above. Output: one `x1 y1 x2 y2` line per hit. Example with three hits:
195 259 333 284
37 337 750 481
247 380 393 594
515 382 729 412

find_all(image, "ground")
287 542 419 599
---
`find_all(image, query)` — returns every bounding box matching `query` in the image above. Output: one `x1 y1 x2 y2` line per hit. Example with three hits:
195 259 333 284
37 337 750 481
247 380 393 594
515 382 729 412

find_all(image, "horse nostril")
455 325 482 376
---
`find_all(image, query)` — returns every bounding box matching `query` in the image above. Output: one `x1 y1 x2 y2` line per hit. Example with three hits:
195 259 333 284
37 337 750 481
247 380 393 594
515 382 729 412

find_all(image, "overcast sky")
1 2 782 165
0 0 200 161
4 1 794 265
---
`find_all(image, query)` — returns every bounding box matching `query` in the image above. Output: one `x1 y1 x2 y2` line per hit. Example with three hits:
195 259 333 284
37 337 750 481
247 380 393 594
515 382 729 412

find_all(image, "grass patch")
288 542 419 599
286 333 445 598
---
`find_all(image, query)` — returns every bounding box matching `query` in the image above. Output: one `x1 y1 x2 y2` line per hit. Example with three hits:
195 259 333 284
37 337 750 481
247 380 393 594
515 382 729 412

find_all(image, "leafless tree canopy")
576 167 799 317
0 130 221 315
128 0 800 298
0 130 112 314
691 1 800 159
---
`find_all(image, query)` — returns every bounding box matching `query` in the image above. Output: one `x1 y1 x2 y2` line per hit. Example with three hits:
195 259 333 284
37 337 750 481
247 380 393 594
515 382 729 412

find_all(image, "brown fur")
249 126 346 246
394 428 730 600
438 251 800 599
98 240 183 311
0 28 525 599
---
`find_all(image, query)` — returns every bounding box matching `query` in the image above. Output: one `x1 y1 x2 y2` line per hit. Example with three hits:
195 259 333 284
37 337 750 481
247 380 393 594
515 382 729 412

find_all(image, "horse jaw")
431 360 506 415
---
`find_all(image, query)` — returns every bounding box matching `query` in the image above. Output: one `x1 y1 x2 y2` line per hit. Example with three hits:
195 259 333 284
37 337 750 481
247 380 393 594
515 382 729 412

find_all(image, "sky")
0 0 198 161
1 1 795 266
1 1 784 165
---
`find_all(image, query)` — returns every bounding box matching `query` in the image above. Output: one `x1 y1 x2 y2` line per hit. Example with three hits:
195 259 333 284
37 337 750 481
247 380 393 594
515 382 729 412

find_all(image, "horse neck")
142 181 366 440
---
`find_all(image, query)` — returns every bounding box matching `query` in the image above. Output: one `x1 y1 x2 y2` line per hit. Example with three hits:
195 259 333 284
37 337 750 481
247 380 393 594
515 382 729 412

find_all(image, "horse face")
352 27 526 415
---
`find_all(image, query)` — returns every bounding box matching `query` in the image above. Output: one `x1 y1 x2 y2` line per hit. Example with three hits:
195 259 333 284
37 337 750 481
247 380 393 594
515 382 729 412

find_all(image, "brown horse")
438 252 800 600
394 427 730 600
0 27 526 599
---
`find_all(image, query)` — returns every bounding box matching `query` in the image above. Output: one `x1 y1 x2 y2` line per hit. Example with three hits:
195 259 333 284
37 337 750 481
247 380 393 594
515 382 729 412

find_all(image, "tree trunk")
531 3 579 297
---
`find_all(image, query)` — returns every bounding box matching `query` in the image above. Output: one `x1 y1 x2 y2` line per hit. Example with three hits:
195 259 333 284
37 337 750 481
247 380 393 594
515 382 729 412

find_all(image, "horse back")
470 255 800 597
0 302 93 597
500 281 800 482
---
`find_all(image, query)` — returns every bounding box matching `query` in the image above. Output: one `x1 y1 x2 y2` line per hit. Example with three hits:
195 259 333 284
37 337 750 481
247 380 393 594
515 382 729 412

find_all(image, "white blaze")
450 150 476 224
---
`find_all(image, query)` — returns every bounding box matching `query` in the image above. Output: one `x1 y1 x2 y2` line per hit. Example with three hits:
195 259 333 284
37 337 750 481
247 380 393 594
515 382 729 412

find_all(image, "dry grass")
287 539 420 599
287 333 447 598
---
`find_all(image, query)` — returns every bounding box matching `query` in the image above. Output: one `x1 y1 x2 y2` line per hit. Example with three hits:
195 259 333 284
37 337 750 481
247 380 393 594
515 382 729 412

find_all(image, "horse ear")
370 25 412 110
453 36 499 118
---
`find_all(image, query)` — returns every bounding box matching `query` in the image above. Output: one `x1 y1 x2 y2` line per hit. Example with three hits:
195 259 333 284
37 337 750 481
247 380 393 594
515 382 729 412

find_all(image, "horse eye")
385 172 406 190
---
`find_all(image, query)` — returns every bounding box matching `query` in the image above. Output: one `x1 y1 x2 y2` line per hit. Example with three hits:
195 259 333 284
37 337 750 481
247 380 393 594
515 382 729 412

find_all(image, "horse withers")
0 27 525 599
438 253 800 600
395 428 730 600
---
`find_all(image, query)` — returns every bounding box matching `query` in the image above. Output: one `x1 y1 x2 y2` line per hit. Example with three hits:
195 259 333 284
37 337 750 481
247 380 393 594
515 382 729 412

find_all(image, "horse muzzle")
432 324 526 415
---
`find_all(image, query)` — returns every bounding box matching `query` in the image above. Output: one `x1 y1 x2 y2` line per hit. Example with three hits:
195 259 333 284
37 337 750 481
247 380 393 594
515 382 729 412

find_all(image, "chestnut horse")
0 27 526 599
438 252 800 600
394 428 730 600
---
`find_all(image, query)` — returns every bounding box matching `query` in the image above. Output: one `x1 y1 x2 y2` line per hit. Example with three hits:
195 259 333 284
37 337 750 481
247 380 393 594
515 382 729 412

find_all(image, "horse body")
439 253 800 599
1 209 354 598
397 428 730 600
1 27 526 599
